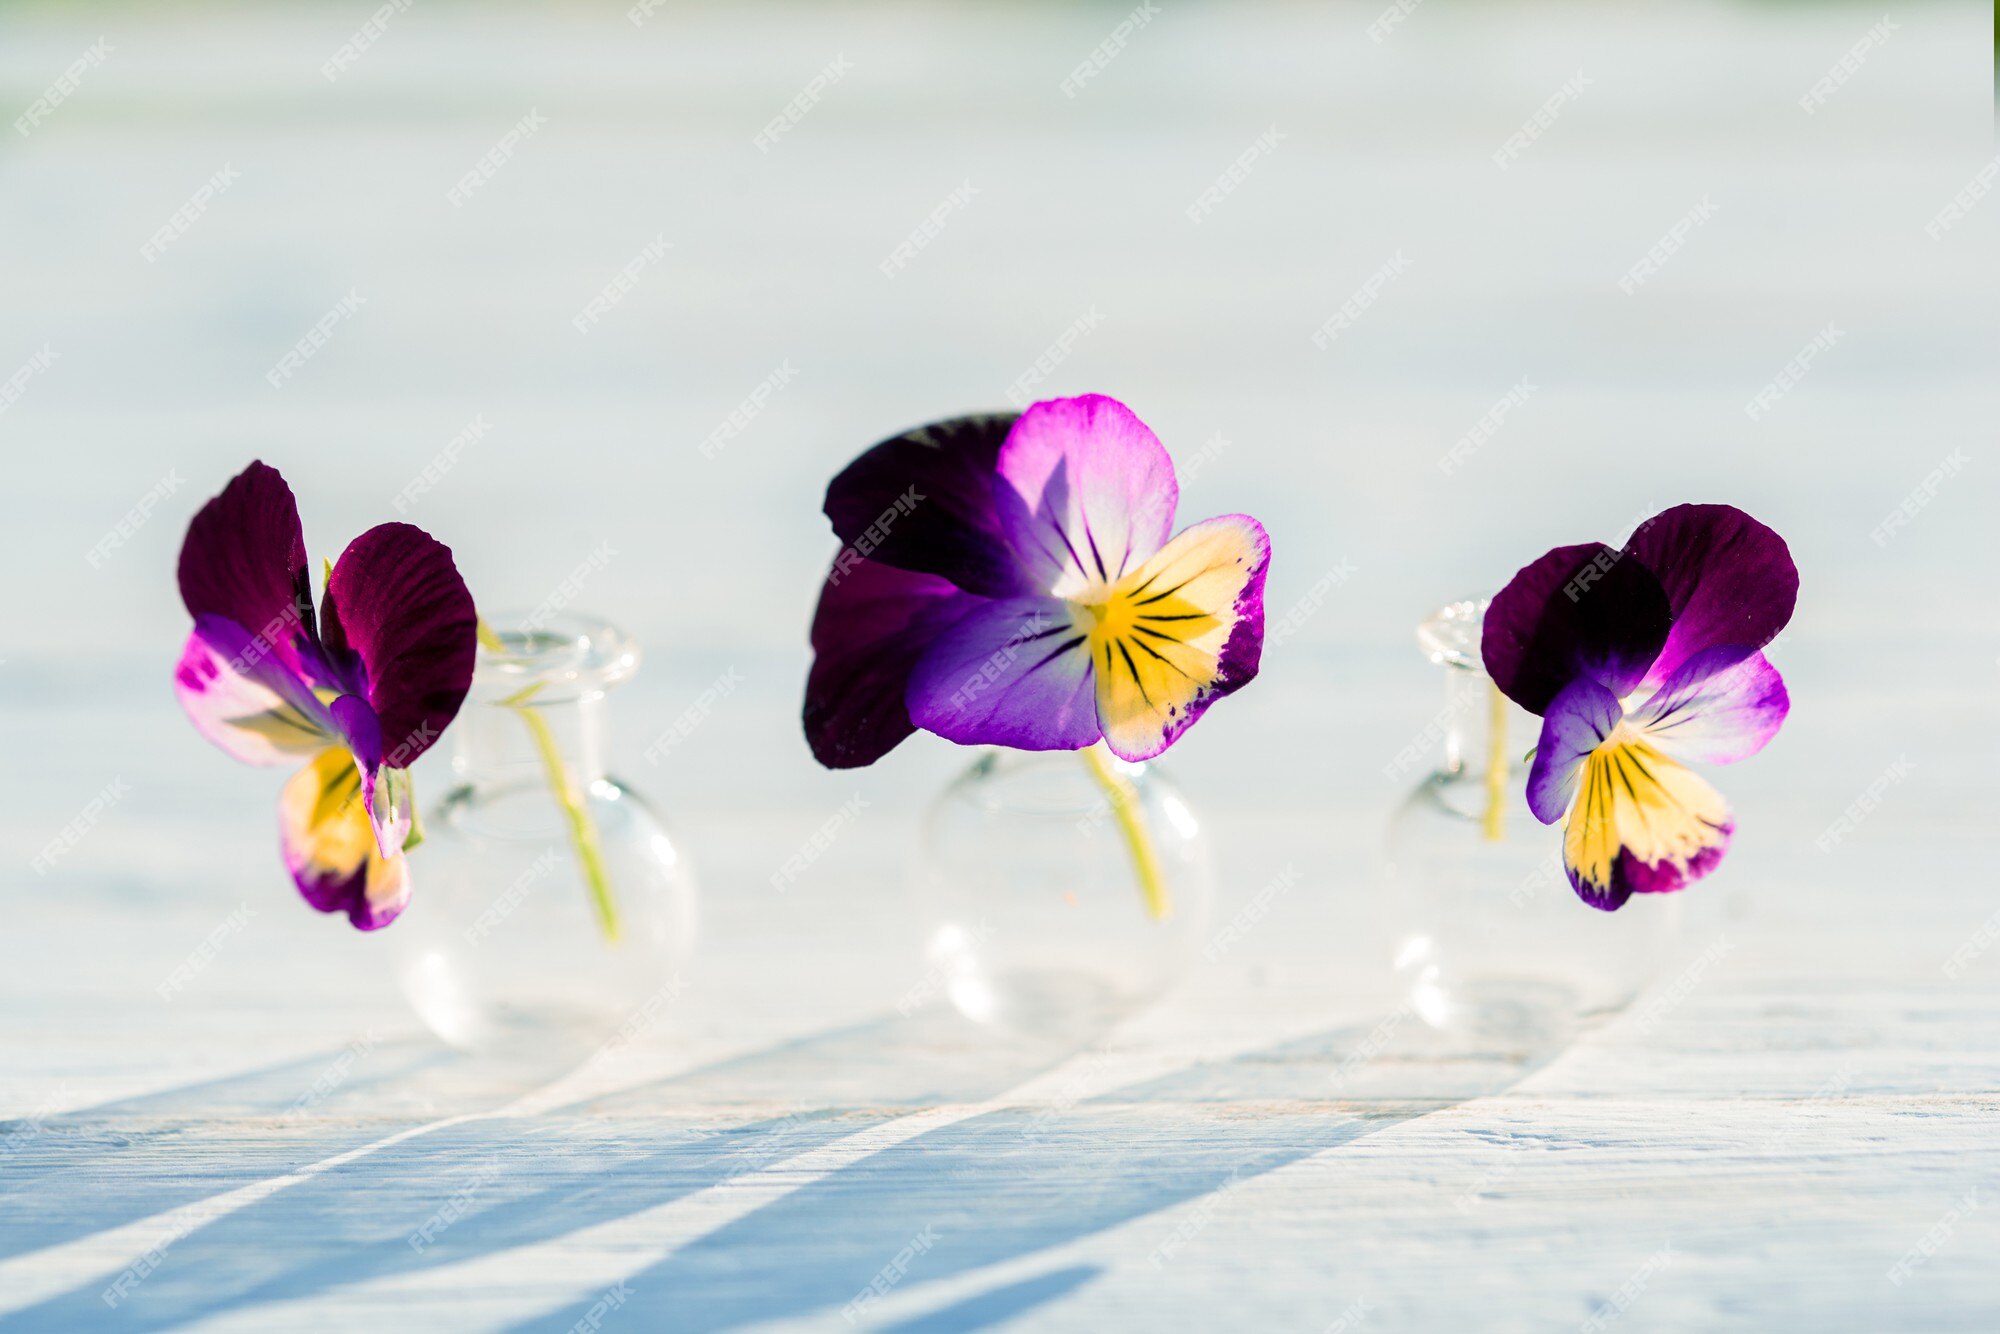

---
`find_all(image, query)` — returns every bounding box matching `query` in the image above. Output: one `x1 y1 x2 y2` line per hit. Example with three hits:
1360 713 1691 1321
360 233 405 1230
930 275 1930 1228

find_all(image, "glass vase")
395 613 697 1056
913 746 1214 1037
1384 599 1675 1032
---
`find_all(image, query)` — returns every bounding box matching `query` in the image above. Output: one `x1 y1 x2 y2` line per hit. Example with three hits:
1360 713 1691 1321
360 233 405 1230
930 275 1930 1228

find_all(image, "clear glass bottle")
913 746 1213 1037
395 613 697 1056
1385 599 1674 1031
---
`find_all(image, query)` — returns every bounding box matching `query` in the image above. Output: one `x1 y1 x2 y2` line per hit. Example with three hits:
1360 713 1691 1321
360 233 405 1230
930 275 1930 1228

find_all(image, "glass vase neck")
449 613 638 788
1417 597 1499 779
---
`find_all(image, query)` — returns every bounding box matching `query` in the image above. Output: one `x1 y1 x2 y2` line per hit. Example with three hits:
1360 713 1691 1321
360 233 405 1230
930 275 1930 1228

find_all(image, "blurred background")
2 0 1996 1091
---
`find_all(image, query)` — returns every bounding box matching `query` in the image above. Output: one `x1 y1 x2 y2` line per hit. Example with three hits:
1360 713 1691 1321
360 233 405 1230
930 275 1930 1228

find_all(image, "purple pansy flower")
1482 503 1797 911
173 462 477 929
804 395 1271 767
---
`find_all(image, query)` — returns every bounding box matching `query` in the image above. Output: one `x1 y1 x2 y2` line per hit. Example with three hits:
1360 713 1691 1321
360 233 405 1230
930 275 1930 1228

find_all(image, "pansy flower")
174 462 477 929
803 394 1271 768
1482 503 1796 911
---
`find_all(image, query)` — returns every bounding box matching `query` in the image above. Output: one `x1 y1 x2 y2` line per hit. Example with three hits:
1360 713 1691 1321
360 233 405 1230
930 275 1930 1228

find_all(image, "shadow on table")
515 999 1580 1333
5 998 1577 1333
0 1037 568 1263
0 1006 1093 1332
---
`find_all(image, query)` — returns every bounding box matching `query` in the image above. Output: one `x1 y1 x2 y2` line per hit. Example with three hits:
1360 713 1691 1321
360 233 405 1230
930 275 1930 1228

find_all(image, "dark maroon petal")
177 461 319 680
823 413 1034 599
1481 542 1673 716
318 523 477 768
1621 504 1798 691
1618 821 1733 897
803 556 973 768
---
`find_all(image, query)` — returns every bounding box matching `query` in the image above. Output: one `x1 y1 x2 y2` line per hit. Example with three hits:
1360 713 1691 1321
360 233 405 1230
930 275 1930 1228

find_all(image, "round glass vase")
1384 599 1677 1032
913 746 1213 1036
395 614 697 1056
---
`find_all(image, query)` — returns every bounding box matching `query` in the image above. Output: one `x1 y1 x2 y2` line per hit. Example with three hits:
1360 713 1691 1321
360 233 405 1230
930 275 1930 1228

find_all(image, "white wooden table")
2 3 1997 1329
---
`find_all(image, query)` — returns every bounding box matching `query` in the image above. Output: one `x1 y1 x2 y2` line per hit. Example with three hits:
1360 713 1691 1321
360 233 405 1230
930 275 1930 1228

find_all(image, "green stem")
478 619 622 944
1081 742 1172 921
1481 677 1508 843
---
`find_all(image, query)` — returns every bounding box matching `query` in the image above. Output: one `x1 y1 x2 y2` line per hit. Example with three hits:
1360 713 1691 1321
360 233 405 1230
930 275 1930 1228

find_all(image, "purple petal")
318 523 477 769
279 747 411 931
906 596 1102 752
1622 504 1797 691
803 556 973 768
822 413 1033 598
1525 678 1622 824
1627 646 1790 765
1481 542 1672 716
996 395 1178 595
174 622 335 766
177 461 319 682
